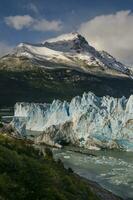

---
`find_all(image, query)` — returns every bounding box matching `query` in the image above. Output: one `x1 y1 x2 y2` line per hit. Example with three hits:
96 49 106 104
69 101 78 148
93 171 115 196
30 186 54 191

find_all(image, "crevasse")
12 92 133 151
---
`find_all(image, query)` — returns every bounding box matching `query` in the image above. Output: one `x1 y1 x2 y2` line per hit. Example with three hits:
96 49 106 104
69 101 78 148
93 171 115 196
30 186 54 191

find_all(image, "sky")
1 0 133 65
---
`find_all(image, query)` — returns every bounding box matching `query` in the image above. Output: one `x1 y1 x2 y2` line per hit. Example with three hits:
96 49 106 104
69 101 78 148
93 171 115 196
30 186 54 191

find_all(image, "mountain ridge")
5 32 133 78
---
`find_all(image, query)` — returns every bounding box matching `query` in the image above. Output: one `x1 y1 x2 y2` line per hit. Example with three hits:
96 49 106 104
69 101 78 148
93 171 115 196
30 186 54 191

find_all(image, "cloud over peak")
5 15 62 32
79 10 133 65
32 19 62 32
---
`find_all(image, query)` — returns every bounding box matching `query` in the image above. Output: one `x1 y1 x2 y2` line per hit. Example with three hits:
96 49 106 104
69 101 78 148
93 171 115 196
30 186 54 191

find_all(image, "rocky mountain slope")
12 92 133 151
0 32 133 106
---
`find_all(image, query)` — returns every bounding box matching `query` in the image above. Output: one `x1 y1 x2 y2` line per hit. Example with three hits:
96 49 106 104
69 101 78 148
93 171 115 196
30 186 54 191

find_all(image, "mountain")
0 32 133 106
10 32 132 77
12 92 133 151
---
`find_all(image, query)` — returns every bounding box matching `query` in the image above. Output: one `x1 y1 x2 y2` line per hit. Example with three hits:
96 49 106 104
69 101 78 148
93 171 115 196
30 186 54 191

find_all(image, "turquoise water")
53 149 133 199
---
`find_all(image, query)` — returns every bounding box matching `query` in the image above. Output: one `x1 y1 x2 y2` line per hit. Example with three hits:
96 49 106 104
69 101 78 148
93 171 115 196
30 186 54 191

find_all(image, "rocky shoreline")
76 174 123 200
53 148 123 200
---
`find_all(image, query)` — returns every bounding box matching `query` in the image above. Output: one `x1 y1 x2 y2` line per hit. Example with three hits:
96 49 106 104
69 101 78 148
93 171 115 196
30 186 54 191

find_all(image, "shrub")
45 147 53 160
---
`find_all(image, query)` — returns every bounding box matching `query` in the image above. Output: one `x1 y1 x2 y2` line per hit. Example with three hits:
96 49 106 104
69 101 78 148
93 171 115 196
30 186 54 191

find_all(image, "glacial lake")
53 149 133 200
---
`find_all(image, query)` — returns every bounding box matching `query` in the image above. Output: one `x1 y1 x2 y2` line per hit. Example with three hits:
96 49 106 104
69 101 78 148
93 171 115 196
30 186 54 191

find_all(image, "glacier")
12 92 133 151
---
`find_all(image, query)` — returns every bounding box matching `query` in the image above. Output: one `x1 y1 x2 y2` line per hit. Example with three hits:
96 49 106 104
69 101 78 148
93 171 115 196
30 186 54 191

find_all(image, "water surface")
53 149 133 199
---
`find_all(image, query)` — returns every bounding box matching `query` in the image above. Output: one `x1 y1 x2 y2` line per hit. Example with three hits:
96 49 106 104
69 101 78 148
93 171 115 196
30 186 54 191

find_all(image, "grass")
0 134 99 200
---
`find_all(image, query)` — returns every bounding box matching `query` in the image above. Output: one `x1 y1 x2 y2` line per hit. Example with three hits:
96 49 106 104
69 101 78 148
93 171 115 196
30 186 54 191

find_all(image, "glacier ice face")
12 92 133 151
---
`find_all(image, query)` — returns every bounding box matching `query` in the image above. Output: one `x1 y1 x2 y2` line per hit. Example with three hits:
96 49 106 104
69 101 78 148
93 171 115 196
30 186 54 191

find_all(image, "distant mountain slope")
0 32 133 106
10 32 132 78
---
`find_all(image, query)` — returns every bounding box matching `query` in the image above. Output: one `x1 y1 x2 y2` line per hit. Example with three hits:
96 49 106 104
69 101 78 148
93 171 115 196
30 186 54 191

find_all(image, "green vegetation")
0 66 133 107
0 134 99 200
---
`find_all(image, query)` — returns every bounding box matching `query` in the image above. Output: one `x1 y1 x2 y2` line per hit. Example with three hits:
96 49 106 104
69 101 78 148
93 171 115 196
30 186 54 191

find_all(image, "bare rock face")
12 92 133 151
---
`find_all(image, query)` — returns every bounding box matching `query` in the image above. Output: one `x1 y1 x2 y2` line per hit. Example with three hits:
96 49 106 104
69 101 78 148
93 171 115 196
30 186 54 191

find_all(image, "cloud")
32 19 62 31
5 15 33 30
5 15 62 32
0 42 13 57
79 10 133 66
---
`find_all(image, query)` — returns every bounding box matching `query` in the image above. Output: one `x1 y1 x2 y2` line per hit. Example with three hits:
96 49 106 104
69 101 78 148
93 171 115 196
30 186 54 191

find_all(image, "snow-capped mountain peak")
43 32 86 44
43 32 89 53
11 32 132 78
